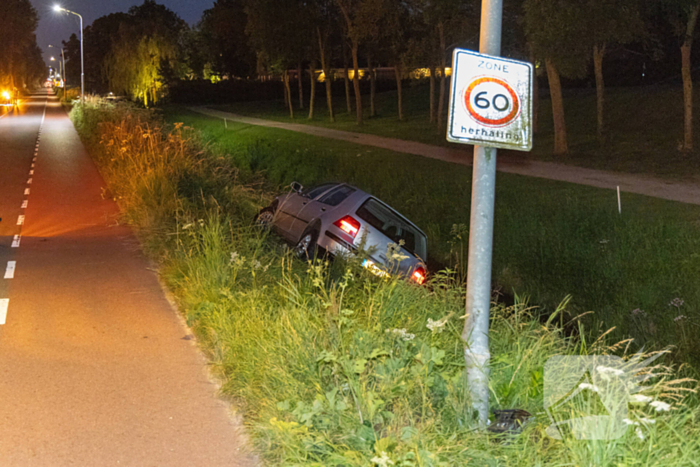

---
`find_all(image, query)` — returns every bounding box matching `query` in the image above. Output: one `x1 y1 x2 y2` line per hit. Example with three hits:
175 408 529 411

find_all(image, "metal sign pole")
462 0 503 426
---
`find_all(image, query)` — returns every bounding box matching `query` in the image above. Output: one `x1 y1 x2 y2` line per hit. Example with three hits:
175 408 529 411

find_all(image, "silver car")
256 182 427 284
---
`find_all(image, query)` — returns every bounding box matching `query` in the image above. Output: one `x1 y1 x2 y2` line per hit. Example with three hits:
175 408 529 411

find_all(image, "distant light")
50 57 55 61
53 5 63 12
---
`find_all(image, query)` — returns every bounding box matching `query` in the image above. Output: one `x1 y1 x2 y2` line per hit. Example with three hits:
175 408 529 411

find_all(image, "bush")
71 101 700 466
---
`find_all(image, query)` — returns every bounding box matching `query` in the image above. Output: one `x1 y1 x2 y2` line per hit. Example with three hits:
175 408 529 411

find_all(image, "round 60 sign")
447 49 533 151
463 76 520 127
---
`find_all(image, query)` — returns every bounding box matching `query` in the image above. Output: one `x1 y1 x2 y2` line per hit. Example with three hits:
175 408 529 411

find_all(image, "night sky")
31 0 215 65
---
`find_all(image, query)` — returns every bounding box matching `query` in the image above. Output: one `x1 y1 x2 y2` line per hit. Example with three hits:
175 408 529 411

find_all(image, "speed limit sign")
447 49 533 151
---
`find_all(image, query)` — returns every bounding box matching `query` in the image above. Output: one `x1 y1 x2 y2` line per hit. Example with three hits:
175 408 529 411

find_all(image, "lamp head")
53 5 63 12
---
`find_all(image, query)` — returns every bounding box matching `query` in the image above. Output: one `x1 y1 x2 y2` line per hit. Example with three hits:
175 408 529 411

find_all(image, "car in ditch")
256 182 428 284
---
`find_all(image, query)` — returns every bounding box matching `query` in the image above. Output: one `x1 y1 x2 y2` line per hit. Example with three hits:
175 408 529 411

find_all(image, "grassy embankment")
71 99 699 465
164 107 700 368
208 83 700 180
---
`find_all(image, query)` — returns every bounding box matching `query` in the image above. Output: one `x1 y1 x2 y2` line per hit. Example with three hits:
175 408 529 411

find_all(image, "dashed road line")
21 200 27 209
17 215 24 226
24 188 30 195
4 262 16 279
27 178 32 184
0 299 8 325
11 236 20 248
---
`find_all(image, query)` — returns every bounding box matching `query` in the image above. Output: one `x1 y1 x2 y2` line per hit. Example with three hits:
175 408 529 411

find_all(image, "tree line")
0 0 47 91
62 0 700 154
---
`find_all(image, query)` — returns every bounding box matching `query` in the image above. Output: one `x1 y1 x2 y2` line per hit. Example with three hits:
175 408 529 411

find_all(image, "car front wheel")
254 206 275 229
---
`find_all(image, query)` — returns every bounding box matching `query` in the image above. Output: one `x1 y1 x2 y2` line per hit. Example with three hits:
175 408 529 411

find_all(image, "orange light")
334 216 360 238
411 268 426 285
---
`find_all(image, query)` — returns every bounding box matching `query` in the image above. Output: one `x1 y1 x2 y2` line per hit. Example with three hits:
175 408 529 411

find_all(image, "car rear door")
288 185 356 241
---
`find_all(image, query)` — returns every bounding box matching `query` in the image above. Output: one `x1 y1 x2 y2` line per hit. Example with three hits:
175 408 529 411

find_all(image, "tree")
102 1 186 105
663 0 700 152
312 0 340 121
198 0 256 79
524 0 590 155
419 0 475 131
245 0 312 118
105 29 177 106
584 0 644 142
82 13 130 93
335 0 383 125
0 0 39 89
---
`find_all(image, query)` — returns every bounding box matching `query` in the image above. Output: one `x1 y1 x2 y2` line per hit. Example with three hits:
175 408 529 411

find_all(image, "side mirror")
290 181 303 193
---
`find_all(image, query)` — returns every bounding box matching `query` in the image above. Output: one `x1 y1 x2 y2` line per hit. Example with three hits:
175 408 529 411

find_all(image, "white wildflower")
599 239 609 244
649 400 671 412
669 298 685 308
386 242 409 263
622 418 639 426
639 417 656 425
386 328 415 341
426 316 449 333
597 365 625 377
674 315 687 322
578 383 599 393
182 223 193 230
371 451 394 467
229 252 245 267
635 427 644 440
630 394 653 404
253 259 262 270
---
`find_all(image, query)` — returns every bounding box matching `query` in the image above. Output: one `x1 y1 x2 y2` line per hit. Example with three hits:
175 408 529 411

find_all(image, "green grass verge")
71 100 700 466
207 83 700 180
163 107 700 367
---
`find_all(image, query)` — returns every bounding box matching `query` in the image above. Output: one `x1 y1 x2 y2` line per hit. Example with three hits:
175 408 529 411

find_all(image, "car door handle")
321 207 326 212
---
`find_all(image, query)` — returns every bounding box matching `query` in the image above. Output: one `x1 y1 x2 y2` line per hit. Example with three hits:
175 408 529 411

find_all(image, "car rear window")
355 198 427 259
318 185 355 207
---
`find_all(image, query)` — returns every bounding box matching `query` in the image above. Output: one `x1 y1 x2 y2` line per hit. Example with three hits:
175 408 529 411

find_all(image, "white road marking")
31 163 35 168
17 215 24 225
21 200 27 209
29 169 34 175
4 262 16 279
24 188 30 195
0 299 8 325
27 178 32 184
11 235 20 248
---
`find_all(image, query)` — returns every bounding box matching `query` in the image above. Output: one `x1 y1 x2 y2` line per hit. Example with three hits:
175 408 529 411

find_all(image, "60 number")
474 91 510 112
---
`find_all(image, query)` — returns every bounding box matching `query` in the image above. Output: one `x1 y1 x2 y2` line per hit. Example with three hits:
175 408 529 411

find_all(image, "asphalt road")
0 91 255 466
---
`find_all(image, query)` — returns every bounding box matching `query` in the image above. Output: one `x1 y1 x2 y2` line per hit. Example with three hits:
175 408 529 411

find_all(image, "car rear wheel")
294 228 319 260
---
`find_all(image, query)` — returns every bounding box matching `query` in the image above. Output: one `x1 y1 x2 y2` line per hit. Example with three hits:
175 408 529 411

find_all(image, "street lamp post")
48 44 66 89
53 5 83 102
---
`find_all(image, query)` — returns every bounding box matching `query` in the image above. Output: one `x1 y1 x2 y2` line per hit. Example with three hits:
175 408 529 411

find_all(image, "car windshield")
302 183 337 199
355 198 427 260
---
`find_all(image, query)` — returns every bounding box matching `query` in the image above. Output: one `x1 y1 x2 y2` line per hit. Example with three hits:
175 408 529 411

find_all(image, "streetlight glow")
53 5 63 12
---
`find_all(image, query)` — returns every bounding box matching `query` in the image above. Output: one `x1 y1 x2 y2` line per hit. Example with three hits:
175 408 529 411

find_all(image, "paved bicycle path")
0 92 256 466
190 107 700 206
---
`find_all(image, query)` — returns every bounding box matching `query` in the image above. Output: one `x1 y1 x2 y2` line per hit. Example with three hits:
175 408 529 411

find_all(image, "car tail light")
334 216 360 238
411 267 426 285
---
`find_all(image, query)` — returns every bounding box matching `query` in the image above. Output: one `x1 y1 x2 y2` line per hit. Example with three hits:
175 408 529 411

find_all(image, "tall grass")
72 101 700 465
